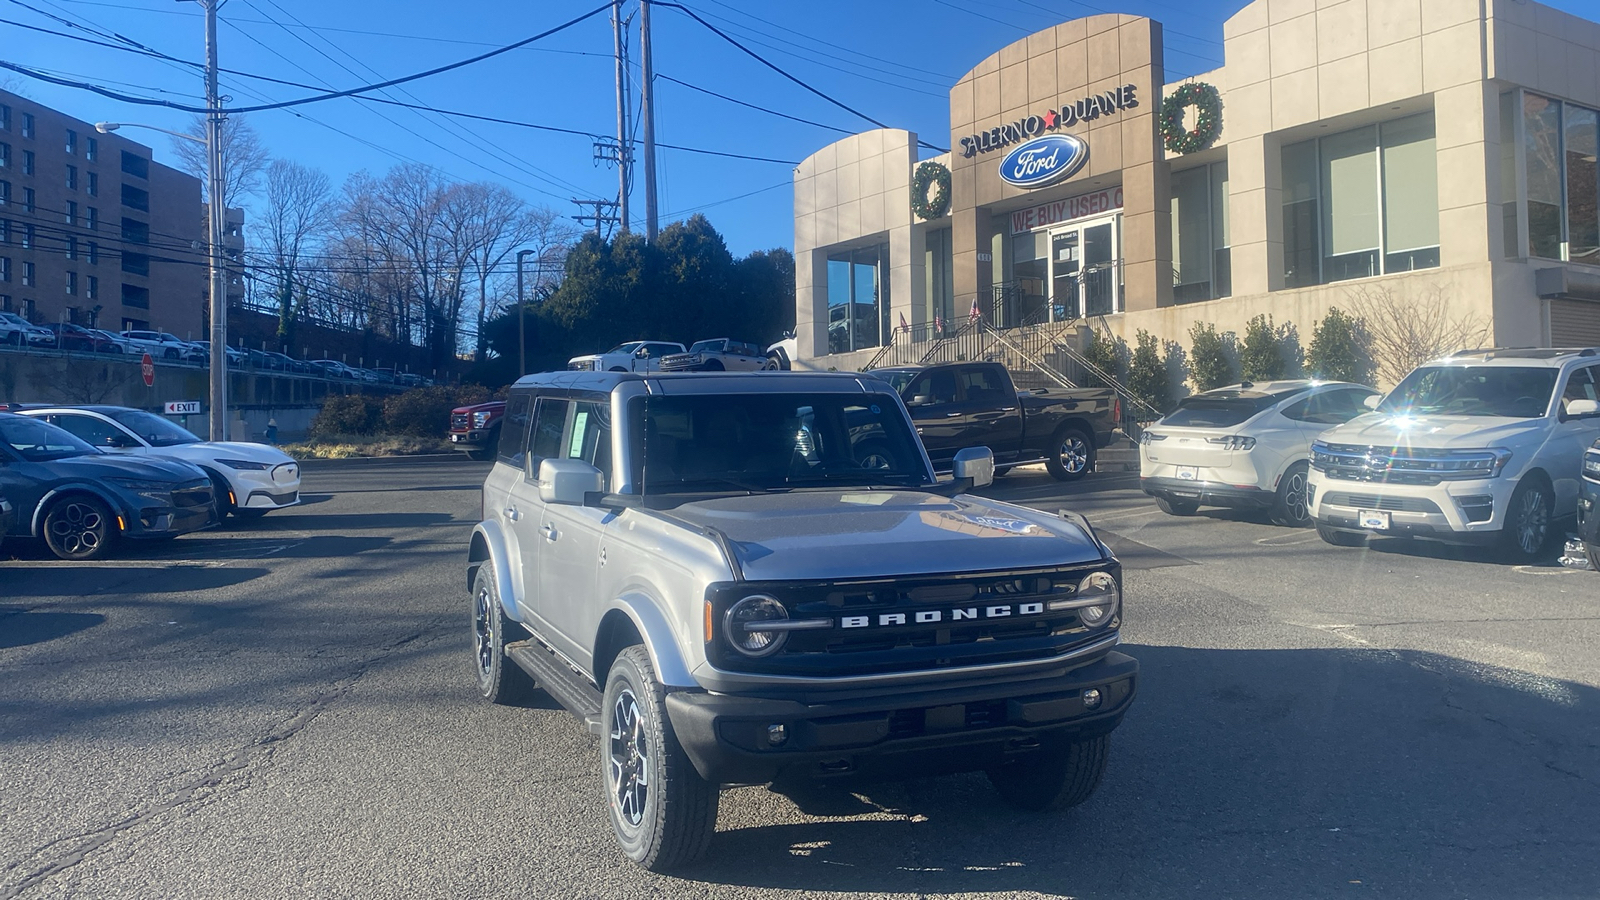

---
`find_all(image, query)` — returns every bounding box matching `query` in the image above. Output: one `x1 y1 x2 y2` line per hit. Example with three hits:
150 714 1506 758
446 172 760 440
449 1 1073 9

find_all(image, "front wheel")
602 645 718 872
988 734 1109 811
1316 523 1366 547
701 359 724 372
43 496 116 560
1045 426 1095 481
465 447 495 462
1500 478 1553 563
472 566 536 705
1270 461 1312 528
1586 541 1600 571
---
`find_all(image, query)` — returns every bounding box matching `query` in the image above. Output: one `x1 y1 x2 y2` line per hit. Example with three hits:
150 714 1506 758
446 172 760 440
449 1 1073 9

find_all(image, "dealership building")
791 0 1600 379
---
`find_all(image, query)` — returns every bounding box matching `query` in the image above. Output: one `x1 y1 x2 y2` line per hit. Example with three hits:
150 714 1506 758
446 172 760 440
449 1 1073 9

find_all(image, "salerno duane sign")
959 84 1138 158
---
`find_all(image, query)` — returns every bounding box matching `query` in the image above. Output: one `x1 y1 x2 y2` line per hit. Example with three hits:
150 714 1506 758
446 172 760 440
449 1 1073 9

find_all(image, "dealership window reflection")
826 244 889 354
1282 113 1440 288
1171 160 1230 302
1517 92 1600 264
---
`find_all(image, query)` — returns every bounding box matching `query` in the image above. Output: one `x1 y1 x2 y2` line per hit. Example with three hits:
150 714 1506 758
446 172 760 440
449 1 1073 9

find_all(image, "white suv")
1307 348 1600 561
1141 380 1378 526
566 340 685 372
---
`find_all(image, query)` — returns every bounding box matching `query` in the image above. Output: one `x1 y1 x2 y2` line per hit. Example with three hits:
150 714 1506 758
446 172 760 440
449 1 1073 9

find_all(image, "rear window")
1159 393 1287 428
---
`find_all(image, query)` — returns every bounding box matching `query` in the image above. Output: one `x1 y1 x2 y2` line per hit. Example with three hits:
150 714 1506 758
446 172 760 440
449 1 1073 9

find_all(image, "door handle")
541 524 557 541
945 412 962 418
503 507 519 522
998 407 1017 412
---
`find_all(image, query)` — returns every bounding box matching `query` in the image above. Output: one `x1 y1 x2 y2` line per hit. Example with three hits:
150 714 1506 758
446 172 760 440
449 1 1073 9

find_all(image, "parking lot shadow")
249 512 459 532
0 565 268 595
678 644 1600 898
0 605 104 648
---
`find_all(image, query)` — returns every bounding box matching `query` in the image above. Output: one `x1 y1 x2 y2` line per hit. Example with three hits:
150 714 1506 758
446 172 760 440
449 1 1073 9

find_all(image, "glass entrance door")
1048 214 1121 319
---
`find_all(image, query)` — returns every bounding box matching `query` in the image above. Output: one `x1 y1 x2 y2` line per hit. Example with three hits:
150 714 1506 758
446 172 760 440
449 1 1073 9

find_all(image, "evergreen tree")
1187 321 1233 391
1126 329 1172 413
1306 307 1374 385
1238 314 1287 381
1080 328 1126 388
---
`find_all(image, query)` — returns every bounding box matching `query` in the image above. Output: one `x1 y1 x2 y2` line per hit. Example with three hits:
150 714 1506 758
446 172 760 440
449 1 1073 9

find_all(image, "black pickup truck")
867 361 1119 481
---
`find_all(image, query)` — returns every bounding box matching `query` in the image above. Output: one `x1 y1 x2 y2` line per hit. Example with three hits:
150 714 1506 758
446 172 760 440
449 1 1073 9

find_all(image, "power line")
695 0 959 80
659 72 853 137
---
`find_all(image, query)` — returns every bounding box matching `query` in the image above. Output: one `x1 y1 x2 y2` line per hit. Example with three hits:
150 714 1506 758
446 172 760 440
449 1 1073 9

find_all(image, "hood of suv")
1319 413 1545 450
663 490 1109 580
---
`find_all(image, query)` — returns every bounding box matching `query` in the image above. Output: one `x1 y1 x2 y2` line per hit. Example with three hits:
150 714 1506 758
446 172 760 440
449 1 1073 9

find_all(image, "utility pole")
201 0 228 442
613 0 630 233
640 0 658 241
516 248 533 377
571 199 621 238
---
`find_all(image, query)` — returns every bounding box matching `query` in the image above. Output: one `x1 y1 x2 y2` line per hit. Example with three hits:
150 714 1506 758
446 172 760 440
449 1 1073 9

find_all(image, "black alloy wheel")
471 566 535 704
1500 478 1553 563
1270 462 1313 527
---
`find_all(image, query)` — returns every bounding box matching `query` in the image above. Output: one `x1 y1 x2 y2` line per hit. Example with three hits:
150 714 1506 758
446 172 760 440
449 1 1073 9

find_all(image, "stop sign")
141 353 154 387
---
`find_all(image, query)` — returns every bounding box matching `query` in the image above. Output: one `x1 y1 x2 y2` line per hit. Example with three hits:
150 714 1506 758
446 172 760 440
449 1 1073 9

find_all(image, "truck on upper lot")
1307 347 1600 561
468 371 1137 871
448 400 506 461
866 361 1119 481
567 340 687 373
658 338 768 372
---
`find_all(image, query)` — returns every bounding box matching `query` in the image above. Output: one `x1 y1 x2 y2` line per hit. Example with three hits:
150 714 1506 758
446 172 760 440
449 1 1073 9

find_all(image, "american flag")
898 311 910 333
969 298 982 321
935 313 945 333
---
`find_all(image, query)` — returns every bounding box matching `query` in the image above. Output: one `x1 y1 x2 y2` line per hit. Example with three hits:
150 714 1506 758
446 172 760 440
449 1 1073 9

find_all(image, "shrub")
310 394 382 439
1238 314 1287 382
1080 328 1126 388
382 385 490 437
1187 321 1233 392
1126 329 1173 414
1306 307 1374 385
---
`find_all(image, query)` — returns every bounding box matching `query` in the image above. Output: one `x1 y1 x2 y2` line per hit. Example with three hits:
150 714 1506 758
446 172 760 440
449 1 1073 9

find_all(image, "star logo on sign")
1043 108 1059 129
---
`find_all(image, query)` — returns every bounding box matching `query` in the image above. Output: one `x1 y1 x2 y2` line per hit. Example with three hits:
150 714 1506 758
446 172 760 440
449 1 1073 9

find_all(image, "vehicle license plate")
1176 466 1198 480
450 434 462 442
1359 510 1391 530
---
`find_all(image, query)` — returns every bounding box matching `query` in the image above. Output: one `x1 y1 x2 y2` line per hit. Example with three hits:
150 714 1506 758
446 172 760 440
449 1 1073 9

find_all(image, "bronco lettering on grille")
840 602 1046 629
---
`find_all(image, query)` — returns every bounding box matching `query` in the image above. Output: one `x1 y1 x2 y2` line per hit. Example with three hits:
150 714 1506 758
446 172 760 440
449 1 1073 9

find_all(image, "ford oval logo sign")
998 134 1088 189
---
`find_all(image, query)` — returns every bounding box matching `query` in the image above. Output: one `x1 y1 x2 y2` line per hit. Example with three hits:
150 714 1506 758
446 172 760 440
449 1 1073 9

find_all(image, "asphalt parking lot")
2 458 1598 899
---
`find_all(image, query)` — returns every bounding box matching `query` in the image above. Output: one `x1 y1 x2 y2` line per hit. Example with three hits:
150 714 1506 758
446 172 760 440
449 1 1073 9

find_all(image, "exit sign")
164 401 201 415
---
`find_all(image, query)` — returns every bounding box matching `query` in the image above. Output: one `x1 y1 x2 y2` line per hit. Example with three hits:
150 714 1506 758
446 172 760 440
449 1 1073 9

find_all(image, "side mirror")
539 458 605 505
911 394 933 407
635 347 650 358
1567 398 1600 418
952 446 995 489
1362 394 1382 410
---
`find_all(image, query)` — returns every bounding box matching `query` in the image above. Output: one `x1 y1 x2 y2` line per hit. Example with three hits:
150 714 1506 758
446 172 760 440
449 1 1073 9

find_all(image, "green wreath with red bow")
1161 82 1222 155
911 161 952 220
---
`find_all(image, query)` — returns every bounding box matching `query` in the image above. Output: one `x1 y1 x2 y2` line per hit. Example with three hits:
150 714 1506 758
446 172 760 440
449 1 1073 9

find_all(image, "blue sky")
3 0 1594 256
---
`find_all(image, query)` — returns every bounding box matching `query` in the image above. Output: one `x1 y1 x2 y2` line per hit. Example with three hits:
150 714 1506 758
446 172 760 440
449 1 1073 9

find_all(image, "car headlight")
216 458 271 471
472 411 492 428
106 477 173 502
1074 571 1120 627
1582 452 1600 479
723 595 789 657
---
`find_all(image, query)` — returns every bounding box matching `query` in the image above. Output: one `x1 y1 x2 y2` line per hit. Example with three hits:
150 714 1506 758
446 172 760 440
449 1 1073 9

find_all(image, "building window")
20 297 33 320
65 200 76 226
85 136 97 161
86 207 97 230
924 227 955 330
0 179 7 205
23 187 33 213
66 164 77 190
121 183 150 212
87 241 98 265
22 260 34 286
0 257 9 282
1516 92 1600 263
825 243 889 354
121 253 149 277
121 283 149 308
21 149 32 175
0 142 7 168
20 223 31 249
0 293 8 311
0 105 8 130
66 235 76 260
65 129 76 155
1171 160 1231 302
86 275 97 300
87 171 97 196
21 113 33 139
121 217 149 245
66 271 76 295
0 218 7 243
1282 113 1439 287
120 150 149 179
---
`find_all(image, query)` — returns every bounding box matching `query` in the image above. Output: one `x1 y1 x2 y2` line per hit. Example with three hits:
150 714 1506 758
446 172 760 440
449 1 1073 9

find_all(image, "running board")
505 640 604 731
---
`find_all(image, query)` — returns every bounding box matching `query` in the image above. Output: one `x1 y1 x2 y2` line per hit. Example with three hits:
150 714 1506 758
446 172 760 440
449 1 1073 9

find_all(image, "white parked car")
1308 348 1600 560
121 330 200 360
20 405 301 520
1141 380 1379 526
566 340 686 372
0 312 55 347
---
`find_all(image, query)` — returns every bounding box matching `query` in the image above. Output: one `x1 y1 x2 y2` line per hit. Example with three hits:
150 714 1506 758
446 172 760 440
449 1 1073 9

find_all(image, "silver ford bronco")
467 371 1138 870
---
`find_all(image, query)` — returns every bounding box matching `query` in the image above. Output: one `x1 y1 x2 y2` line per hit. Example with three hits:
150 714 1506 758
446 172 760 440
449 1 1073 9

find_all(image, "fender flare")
32 484 129 537
466 519 519 621
601 591 697 689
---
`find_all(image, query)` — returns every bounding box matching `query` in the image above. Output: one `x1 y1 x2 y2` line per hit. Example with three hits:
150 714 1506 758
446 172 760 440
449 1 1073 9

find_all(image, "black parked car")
1581 437 1600 570
0 486 12 554
0 413 216 560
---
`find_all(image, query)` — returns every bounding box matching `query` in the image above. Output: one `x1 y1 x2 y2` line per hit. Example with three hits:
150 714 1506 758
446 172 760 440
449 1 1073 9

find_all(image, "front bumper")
664 650 1137 785
1580 482 1599 545
229 465 302 510
124 501 216 538
1141 475 1273 509
449 429 492 445
1306 468 1517 540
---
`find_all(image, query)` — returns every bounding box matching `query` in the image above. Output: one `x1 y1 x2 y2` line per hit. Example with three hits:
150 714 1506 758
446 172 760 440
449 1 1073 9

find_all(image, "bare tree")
449 187 573 359
1348 284 1492 385
172 115 271 208
261 160 333 347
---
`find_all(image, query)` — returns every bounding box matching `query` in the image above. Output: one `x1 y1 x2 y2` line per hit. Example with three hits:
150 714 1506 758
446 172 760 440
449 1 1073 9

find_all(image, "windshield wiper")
649 476 785 493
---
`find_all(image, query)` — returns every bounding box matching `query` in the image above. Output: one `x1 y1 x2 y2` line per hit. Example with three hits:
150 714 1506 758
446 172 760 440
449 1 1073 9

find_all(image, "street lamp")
516 248 534 377
97 114 228 440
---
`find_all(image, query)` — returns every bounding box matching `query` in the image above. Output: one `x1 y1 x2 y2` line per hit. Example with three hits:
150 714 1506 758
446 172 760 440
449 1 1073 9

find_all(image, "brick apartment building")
0 88 207 337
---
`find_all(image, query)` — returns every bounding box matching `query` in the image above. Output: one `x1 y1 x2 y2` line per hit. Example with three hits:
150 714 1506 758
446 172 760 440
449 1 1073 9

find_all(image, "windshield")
688 340 724 353
107 409 202 447
870 370 919 394
606 342 643 354
0 416 98 461
630 392 929 493
1380 366 1558 418
1159 389 1303 428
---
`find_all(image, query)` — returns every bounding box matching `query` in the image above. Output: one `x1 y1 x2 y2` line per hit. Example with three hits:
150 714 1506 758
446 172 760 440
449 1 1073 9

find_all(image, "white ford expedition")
1307 348 1600 561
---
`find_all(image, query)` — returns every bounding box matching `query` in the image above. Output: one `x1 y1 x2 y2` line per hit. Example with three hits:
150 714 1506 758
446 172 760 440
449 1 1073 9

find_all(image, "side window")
527 398 570 479
46 414 125 447
565 400 613 482
908 370 959 405
959 367 1009 403
1561 365 1599 410
1321 389 1377 423
496 392 532 466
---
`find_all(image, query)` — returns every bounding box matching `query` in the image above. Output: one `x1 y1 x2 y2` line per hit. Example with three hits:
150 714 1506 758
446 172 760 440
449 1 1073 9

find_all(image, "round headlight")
724 595 789 657
1076 571 1120 627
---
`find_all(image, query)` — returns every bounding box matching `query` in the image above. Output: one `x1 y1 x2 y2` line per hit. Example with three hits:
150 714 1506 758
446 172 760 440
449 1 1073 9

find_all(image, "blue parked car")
0 413 216 560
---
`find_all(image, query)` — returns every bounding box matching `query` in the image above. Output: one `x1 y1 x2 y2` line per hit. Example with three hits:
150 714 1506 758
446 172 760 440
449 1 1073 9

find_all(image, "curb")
296 453 477 469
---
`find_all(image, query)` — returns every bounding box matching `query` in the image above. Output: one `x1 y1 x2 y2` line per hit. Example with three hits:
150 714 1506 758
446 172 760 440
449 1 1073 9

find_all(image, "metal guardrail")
0 339 419 388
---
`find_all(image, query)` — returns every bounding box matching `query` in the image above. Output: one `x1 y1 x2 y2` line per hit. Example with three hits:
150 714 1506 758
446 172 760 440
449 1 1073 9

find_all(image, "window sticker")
569 410 589 458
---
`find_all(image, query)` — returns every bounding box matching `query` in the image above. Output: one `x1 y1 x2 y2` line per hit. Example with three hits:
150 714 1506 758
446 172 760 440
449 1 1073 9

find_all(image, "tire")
1316 523 1366 547
987 734 1109 812
701 359 724 372
206 472 236 519
602 645 718 872
163 348 179 359
465 447 495 462
854 440 896 470
1156 496 1199 516
1045 426 1095 481
762 353 783 371
609 366 628 372
42 495 116 561
1270 461 1312 528
994 466 1013 478
1499 477 1553 563
471 565 536 705
1587 541 1600 571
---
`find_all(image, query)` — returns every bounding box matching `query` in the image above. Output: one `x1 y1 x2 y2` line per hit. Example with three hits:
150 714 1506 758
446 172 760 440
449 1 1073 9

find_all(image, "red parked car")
45 323 127 353
448 401 506 461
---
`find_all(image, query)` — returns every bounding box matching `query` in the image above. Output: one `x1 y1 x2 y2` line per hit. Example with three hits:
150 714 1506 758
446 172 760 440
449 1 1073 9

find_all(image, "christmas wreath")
910 161 952 220
1161 82 1222 155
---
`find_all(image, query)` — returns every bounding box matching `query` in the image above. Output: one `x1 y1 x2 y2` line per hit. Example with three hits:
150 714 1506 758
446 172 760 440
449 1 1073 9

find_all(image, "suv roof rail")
1447 346 1520 357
